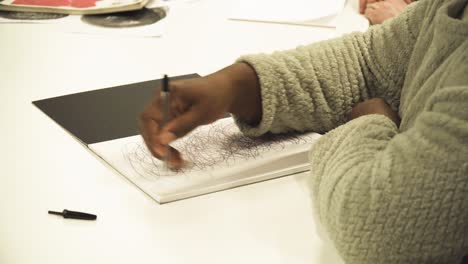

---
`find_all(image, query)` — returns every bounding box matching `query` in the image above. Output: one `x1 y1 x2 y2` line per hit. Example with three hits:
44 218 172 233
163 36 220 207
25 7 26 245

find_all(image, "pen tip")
48 210 62 216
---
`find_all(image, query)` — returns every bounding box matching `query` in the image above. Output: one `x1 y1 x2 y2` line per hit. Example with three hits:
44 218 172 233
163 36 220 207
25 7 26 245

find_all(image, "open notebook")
90 117 321 203
33 74 321 204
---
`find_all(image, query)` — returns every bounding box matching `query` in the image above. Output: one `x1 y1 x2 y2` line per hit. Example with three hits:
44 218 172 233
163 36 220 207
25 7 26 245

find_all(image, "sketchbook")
0 0 150 15
228 0 346 28
90 118 321 203
32 74 321 204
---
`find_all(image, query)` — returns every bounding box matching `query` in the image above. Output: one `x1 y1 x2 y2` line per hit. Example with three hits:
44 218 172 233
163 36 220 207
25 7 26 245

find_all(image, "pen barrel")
161 90 171 161
63 210 97 220
161 74 170 127
161 75 171 163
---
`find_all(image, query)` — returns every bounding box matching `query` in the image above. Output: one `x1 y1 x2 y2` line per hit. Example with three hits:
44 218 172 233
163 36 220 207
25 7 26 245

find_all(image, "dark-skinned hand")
347 98 401 127
139 63 261 170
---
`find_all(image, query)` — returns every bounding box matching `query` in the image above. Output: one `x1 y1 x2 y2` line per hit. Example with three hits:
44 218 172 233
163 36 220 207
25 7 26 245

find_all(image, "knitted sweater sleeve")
307 84 468 263
234 0 426 136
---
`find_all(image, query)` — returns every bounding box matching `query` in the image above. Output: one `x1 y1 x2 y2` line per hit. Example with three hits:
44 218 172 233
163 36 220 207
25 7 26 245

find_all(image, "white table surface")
0 1 367 263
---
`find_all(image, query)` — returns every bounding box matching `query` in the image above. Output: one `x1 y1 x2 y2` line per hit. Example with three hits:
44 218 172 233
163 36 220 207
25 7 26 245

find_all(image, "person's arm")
234 0 429 136
308 83 468 263
138 1 429 167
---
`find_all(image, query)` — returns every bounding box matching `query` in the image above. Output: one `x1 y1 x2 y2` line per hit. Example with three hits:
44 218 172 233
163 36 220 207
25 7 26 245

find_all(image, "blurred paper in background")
229 0 346 28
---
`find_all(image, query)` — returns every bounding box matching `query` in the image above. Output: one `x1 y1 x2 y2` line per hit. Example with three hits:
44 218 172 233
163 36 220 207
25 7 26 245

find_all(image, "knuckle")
140 111 151 121
169 81 183 92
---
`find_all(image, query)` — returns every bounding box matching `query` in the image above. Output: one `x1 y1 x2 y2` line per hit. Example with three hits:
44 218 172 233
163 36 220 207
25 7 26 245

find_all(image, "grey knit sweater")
235 0 468 263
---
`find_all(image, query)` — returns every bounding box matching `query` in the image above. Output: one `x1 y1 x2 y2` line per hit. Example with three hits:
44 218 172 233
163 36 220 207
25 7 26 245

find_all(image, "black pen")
161 75 170 164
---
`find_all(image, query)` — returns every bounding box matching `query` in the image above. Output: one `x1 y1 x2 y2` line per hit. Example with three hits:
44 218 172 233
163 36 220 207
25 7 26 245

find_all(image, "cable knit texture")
234 0 468 263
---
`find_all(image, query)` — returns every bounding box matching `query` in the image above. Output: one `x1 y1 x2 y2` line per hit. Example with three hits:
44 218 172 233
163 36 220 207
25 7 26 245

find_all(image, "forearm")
232 0 428 136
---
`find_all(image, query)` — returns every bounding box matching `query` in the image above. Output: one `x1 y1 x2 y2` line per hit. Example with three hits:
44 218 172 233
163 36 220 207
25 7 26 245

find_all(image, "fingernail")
159 132 177 145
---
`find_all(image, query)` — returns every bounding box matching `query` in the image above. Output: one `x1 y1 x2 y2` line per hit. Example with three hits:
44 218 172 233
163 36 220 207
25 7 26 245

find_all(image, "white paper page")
229 0 345 28
90 117 321 203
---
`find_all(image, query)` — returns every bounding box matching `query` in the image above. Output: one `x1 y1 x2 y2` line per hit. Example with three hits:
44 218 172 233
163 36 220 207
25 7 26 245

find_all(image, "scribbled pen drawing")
123 119 313 181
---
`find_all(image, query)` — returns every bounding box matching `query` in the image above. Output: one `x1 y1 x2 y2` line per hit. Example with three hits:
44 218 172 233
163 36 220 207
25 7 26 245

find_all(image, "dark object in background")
81 7 166 28
0 10 68 20
461 254 468 264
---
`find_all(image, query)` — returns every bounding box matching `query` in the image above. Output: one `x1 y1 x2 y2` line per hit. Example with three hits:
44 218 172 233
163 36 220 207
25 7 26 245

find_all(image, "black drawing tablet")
33 74 200 145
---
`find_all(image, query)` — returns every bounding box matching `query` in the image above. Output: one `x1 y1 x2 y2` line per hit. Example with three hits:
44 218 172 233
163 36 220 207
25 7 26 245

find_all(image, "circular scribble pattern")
124 119 314 181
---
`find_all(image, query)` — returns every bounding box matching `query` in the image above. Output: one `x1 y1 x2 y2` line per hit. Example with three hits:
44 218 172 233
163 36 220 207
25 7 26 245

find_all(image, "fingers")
165 146 185 170
139 80 200 169
364 3 375 24
364 5 373 24
139 86 178 159
360 0 379 14
139 111 165 159
139 109 186 169
359 0 367 14
364 2 381 25
160 107 206 144
365 1 401 25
